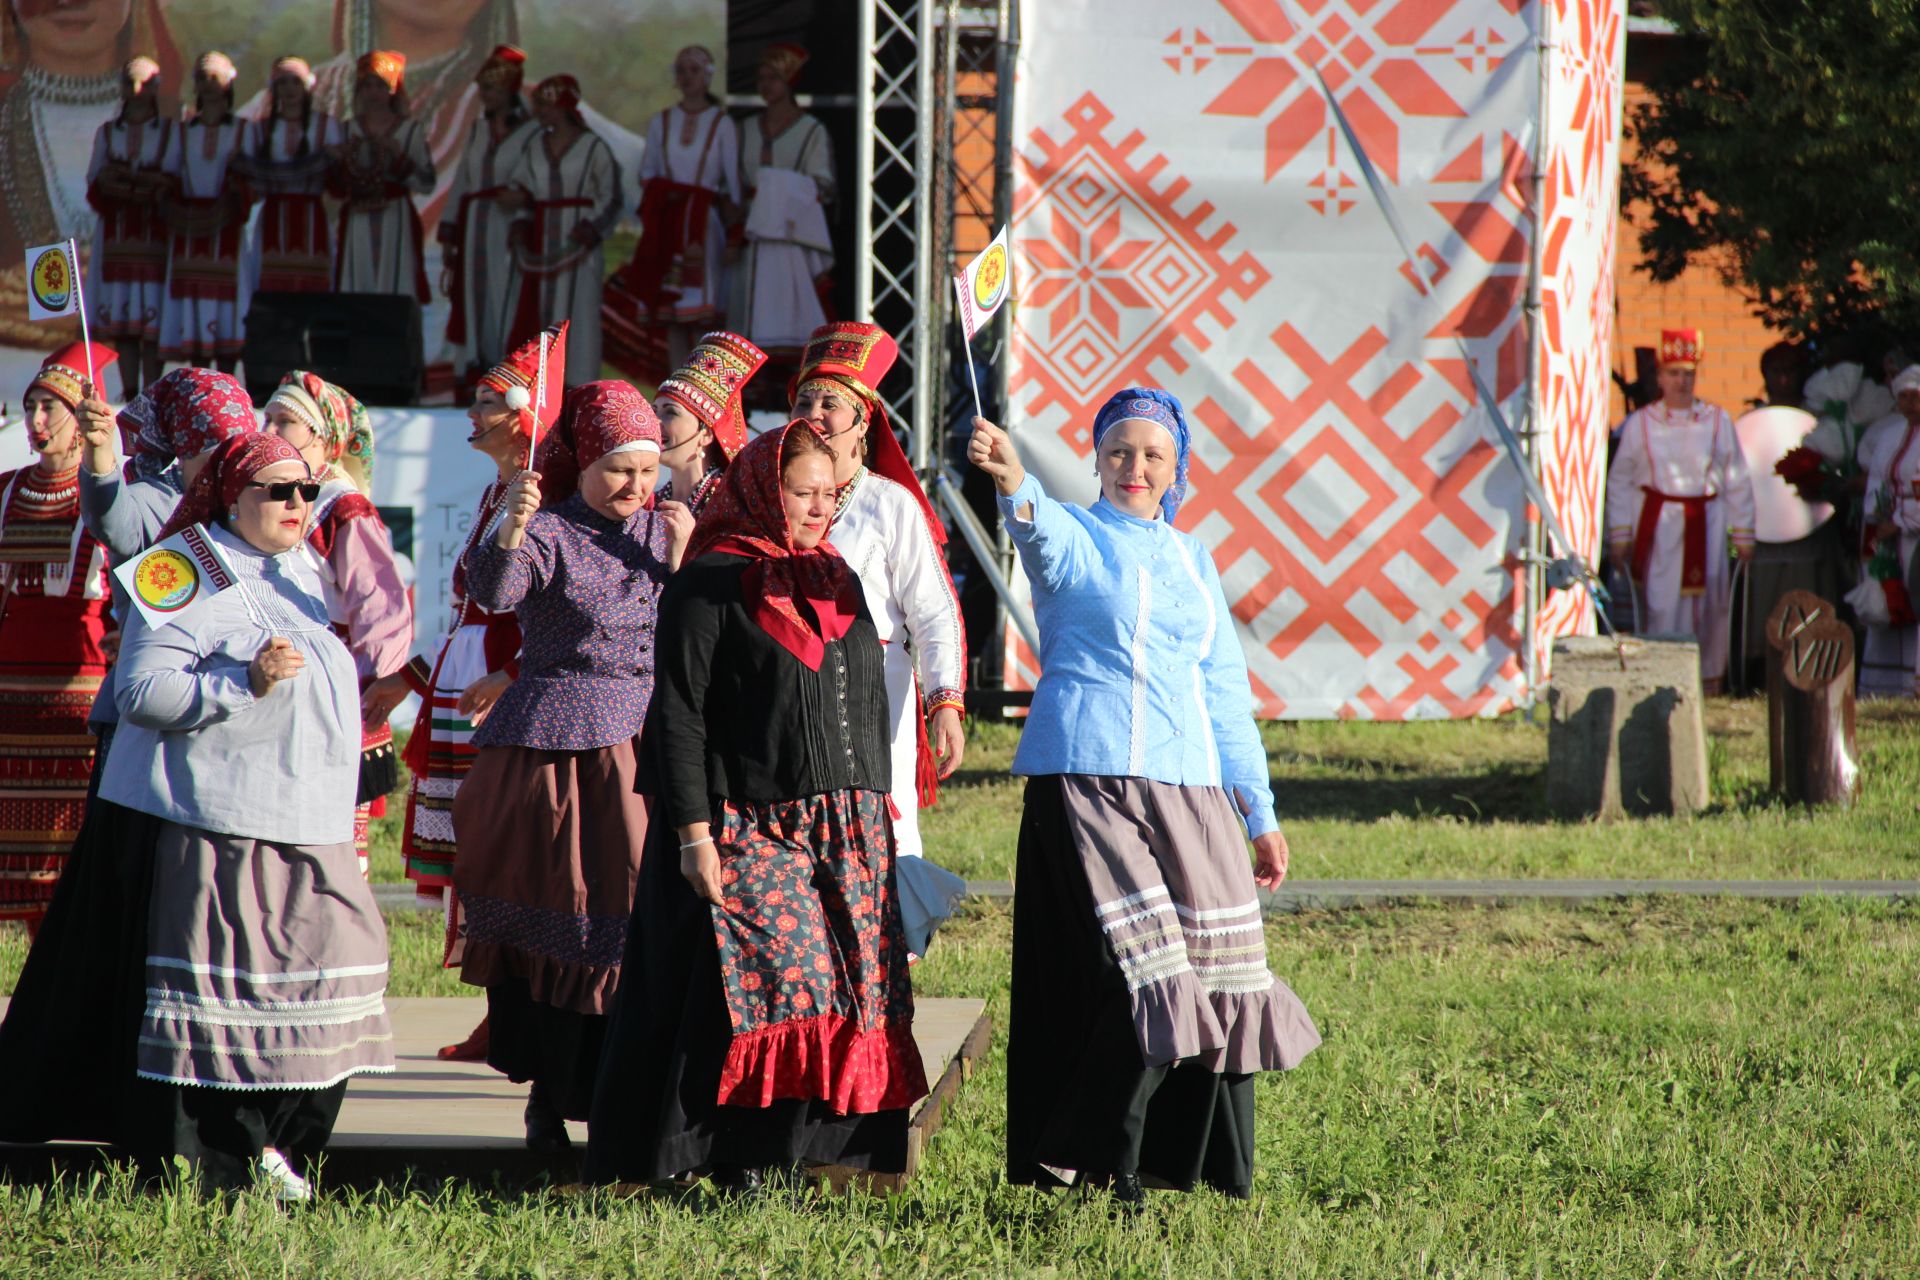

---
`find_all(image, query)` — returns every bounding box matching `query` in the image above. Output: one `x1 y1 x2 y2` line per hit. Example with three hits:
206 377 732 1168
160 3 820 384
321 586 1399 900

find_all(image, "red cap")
1659 328 1703 369
480 322 570 438
28 342 118 410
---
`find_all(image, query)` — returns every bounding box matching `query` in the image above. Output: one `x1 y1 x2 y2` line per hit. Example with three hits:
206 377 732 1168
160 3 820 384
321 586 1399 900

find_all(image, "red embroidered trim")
715 1013 928 1115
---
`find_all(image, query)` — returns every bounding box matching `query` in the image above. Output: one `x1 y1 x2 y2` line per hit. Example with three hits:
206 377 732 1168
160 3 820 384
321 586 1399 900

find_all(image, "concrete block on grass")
1546 636 1709 818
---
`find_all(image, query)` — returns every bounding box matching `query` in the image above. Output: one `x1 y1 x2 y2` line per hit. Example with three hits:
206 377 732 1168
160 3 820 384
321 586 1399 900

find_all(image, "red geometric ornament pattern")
1009 0 1622 719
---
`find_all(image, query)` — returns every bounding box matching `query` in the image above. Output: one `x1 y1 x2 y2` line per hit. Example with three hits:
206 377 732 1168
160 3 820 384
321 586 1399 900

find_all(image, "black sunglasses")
248 480 321 503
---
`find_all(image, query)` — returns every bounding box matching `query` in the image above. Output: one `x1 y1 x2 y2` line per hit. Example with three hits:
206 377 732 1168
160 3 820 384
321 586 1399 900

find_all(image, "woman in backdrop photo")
239 56 345 300
157 51 255 373
451 380 690 1151
85 55 175 397
969 389 1321 1207
363 323 566 1061
97 431 392 1198
617 46 738 376
733 42 833 378
654 328 766 515
262 370 412 874
588 420 925 1194
329 51 434 317
503 74 621 388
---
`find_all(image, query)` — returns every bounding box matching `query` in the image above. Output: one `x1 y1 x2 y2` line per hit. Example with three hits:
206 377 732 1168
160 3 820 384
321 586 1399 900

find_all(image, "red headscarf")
155 432 307 542
119 367 256 482
535 380 662 508
683 421 860 670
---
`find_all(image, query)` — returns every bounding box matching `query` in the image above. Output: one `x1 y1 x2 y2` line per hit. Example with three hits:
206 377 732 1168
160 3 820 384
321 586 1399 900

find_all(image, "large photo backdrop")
0 0 721 392
1005 0 1623 719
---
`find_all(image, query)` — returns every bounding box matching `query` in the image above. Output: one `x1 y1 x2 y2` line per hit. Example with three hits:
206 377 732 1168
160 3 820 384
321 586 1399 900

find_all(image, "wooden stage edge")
0 996 993 1192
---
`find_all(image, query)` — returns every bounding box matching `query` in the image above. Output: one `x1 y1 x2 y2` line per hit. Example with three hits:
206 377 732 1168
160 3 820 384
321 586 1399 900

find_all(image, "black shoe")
523 1083 572 1155
709 1164 766 1201
1086 1171 1145 1218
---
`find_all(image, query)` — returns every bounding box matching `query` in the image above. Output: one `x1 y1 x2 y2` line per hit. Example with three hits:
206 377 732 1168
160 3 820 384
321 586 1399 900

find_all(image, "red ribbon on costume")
1632 486 1714 598
620 179 715 311
507 196 596 352
441 184 510 346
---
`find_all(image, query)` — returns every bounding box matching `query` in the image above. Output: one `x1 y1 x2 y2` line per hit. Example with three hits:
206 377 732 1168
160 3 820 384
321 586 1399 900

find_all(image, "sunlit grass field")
2 702 1917 1276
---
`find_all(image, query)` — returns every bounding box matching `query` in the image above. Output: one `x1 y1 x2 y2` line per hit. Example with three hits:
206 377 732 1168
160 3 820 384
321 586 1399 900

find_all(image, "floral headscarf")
683 421 860 670
1091 386 1192 523
535 380 662 508
119 368 256 486
266 369 375 493
155 432 308 542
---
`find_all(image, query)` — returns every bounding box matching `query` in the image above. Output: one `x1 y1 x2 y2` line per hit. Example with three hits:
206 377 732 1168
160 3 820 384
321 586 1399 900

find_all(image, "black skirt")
0 730 173 1153
585 818 910 1182
1007 776 1258 1198
486 979 607 1121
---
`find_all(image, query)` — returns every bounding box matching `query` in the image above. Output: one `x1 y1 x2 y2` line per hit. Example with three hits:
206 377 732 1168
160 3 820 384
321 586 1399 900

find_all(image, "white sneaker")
259 1148 313 1203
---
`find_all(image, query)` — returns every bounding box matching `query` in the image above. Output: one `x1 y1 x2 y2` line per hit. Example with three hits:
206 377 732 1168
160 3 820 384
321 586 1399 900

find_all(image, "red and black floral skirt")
710 789 926 1114
586 787 926 1183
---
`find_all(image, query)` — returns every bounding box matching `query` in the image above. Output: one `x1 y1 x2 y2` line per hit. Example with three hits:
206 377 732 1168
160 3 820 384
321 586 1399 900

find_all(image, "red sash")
442 185 509 346
508 196 596 350
620 179 714 310
1632 486 1714 597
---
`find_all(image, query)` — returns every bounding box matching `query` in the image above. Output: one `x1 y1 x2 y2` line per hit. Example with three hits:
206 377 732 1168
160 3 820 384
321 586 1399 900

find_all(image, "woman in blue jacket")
969 388 1320 1206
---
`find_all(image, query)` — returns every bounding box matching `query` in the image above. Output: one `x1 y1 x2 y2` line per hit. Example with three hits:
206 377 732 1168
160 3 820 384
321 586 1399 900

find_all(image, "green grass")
7 703 1919 1273
368 699 1920 885
4 897 1919 1276
914 699 1920 883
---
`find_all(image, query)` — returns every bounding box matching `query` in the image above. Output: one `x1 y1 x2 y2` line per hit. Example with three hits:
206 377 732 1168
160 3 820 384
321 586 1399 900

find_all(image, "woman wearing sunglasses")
261 370 413 875
0 367 253 1156
91 431 393 1196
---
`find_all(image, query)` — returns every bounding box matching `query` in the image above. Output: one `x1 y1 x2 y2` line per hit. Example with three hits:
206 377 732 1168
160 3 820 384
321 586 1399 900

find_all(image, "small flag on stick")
112 524 239 631
25 239 95 390
952 226 1014 419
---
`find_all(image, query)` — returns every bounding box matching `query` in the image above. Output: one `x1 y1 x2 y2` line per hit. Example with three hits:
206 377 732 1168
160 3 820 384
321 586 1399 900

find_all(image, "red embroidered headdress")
476 44 526 90
535 380 662 508
790 320 945 544
1659 328 1704 370
659 330 766 461
155 432 307 542
479 322 569 439
27 342 118 411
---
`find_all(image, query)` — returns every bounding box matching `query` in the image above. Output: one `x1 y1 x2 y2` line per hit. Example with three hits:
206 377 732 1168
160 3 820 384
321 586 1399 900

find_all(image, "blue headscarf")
1091 386 1191 523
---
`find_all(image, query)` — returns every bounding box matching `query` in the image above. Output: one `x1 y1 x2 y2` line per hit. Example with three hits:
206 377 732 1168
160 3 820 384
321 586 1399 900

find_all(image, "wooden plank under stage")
0 996 992 1191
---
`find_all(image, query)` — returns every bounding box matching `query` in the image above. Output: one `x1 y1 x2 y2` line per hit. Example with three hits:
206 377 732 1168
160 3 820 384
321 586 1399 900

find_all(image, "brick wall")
1613 59 1782 420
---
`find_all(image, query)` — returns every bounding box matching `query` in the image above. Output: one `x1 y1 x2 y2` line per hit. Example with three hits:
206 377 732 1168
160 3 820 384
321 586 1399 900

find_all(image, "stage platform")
0 996 992 1192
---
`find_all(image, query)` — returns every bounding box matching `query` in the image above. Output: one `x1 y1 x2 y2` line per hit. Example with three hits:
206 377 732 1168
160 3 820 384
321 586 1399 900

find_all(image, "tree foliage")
1626 0 1920 344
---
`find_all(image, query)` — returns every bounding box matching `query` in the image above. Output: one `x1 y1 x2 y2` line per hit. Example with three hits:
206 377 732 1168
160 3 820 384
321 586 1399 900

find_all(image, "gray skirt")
138 821 395 1091
1056 776 1320 1075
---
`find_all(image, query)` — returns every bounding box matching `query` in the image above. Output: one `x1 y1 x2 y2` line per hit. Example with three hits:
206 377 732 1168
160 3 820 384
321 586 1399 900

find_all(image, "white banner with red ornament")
1003 0 1623 719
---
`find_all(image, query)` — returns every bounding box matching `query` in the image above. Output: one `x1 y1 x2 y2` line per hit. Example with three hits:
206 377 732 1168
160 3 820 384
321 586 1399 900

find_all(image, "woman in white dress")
504 76 621 389
735 43 834 366
85 57 176 397
439 45 541 393
159 52 256 372
239 56 344 298
788 321 970 952
620 46 739 372
328 51 434 309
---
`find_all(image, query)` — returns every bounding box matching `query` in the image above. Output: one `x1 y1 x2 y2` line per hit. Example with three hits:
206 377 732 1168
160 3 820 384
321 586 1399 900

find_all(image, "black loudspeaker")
242 291 424 406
